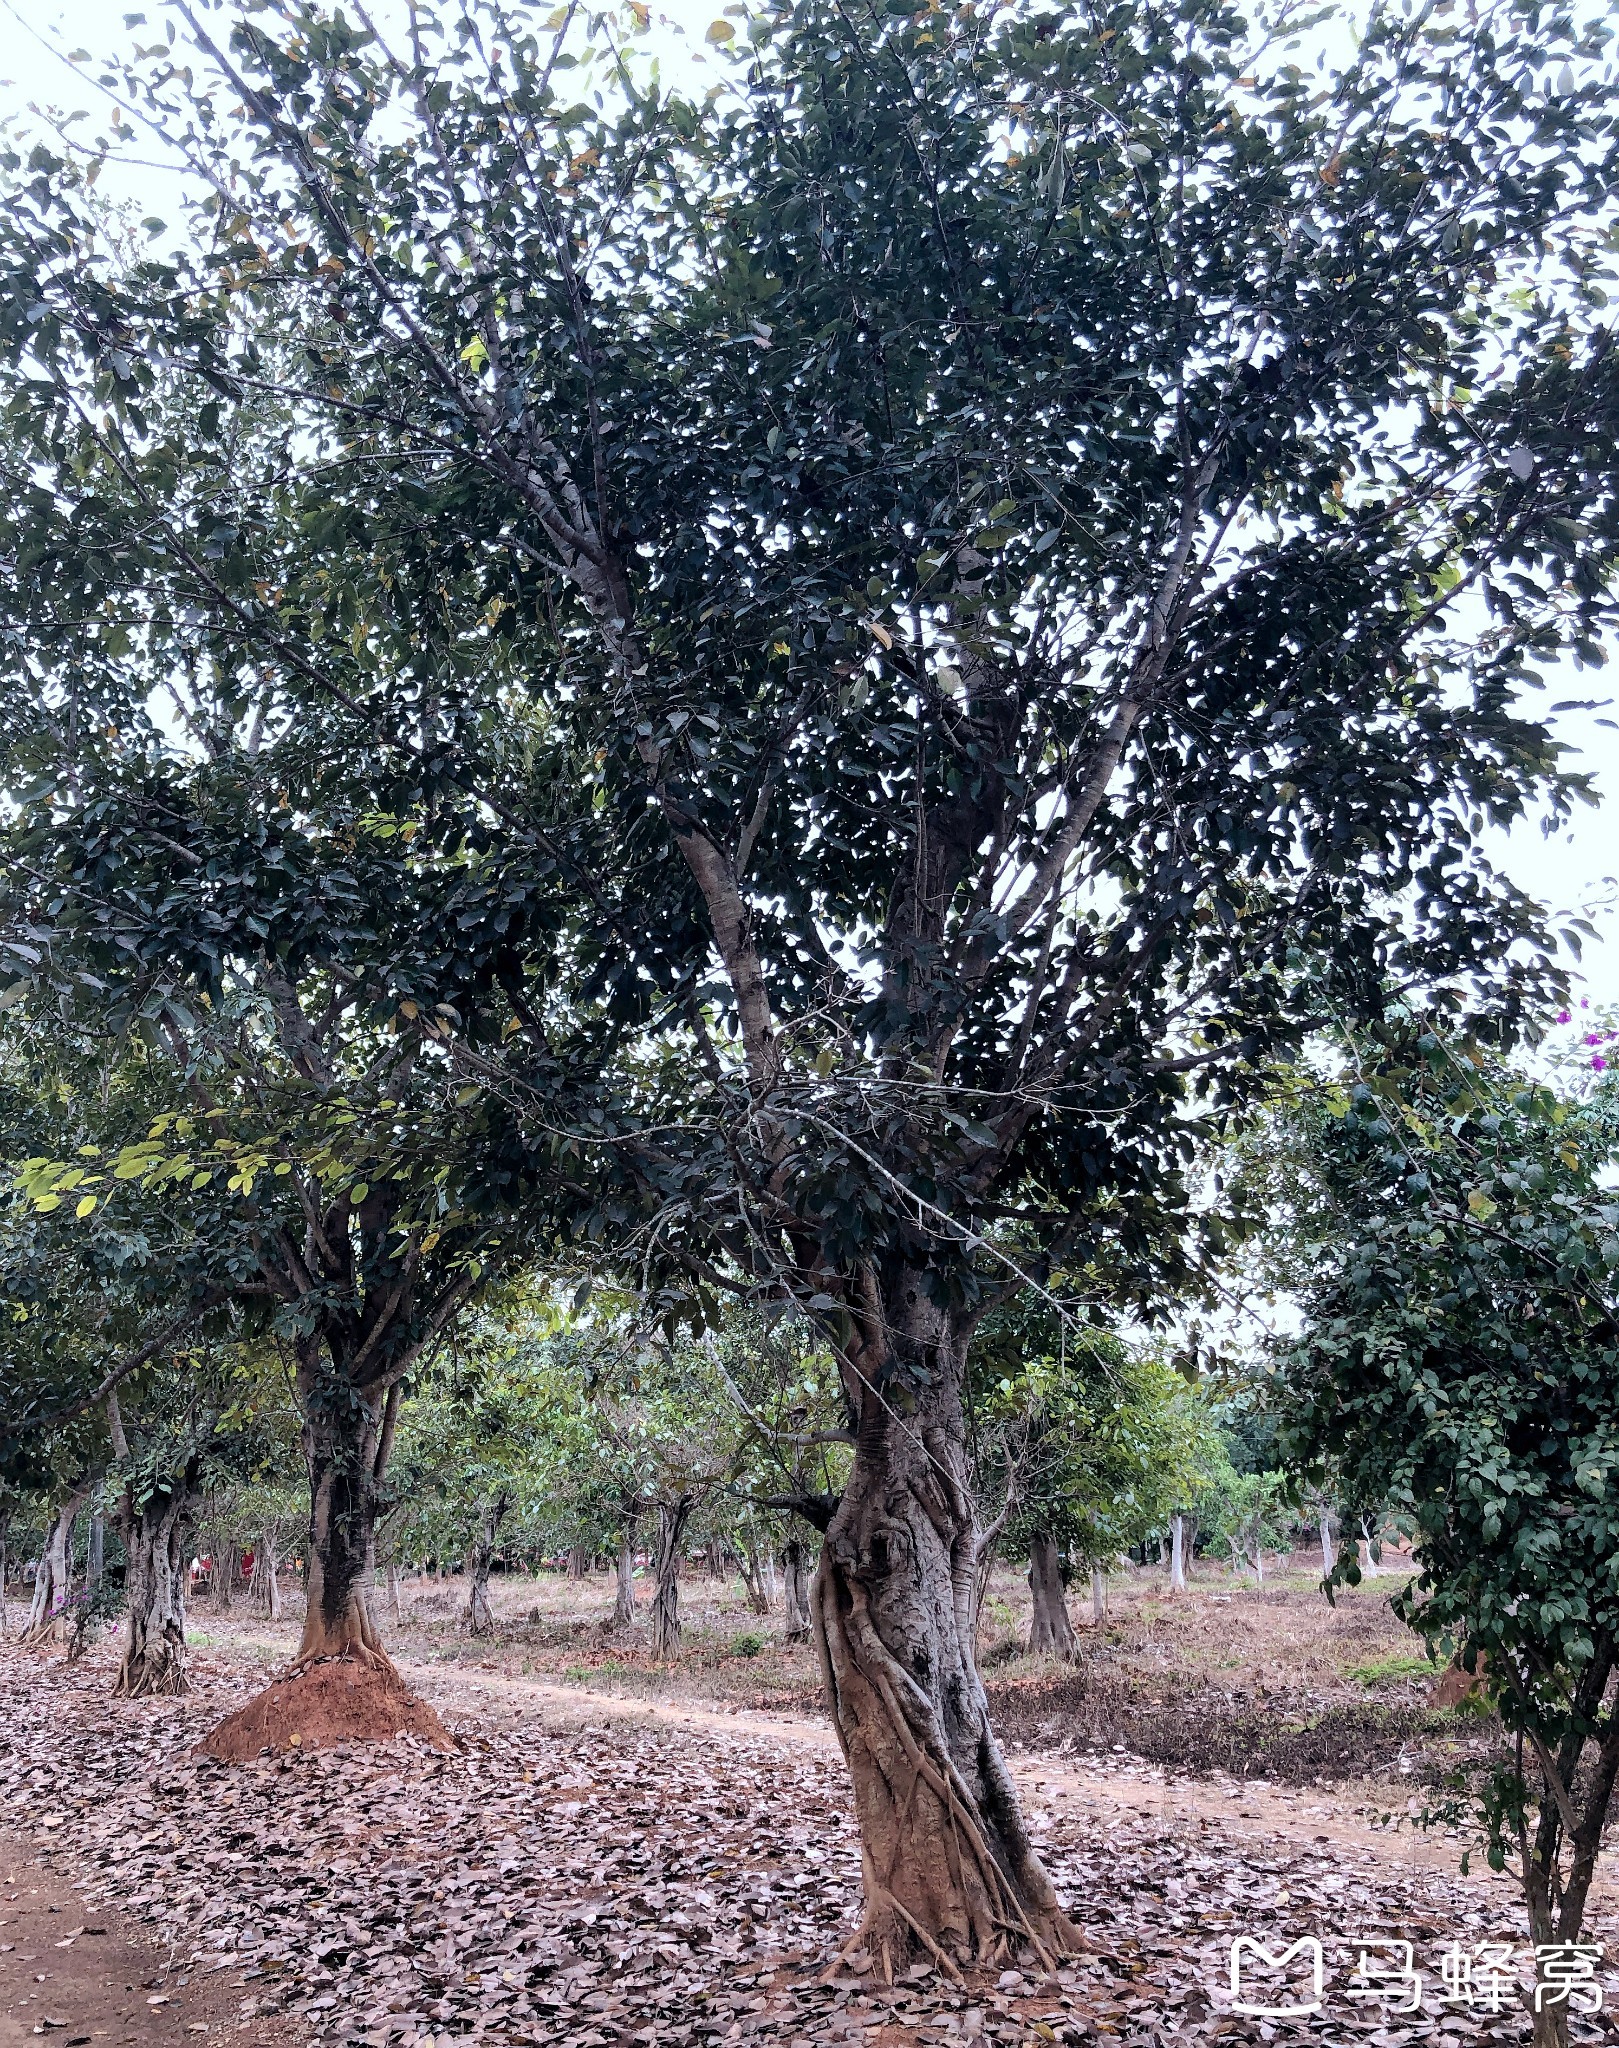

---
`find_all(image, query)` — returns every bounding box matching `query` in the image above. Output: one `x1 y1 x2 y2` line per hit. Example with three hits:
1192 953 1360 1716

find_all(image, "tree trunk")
467 1491 510 1636
250 1530 283 1620
738 1544 771 1615
1358 1520 1382 1578
651 1497 692 1659
1091 1565 1107 1622
293 1360 390 1666
116 1468 197 1698
87 1511 105 1590
567 1543 589 1581
781 1539 812 1643
812 1298 1076 1972
1168 1513 1187 1592
213 1539 236 1612
21 1485 89 1644
613 1527 636 1625
1319 1511 1336 1576
1026 1533 1077 1659
389 1564 403 1625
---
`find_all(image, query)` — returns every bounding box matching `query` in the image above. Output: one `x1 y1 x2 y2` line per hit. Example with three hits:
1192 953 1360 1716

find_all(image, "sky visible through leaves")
1 0 1615 1005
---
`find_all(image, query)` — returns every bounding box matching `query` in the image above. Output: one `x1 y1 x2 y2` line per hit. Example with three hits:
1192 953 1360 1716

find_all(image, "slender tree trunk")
1358 1520 1382 1578
250 1530 284 1620
467 1491 511 1636
812 1295 1076 1971
214 1538 236 1612
651 1497 692 1659
613 1526 637 1625
781 1539 812 1643
116 1466 198 1698
1319 1511 1336 1576
21 1485 89 1644
738 1544 771 1615
1168 1513 1187 1593
293 1352 390 1666
1091 1565 1107 1622
389 1565 403 1626
1026 1533 1077 1659
87 1511 105 1590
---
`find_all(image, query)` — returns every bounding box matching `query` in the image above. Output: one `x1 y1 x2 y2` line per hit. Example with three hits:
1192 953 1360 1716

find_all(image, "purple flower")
1587 1033 1602 1045
1594 1057 1608 1072
1558 1009 1572 1023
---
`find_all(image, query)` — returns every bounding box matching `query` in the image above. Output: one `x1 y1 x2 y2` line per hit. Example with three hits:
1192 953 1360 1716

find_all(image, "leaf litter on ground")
1 1644 1614 2047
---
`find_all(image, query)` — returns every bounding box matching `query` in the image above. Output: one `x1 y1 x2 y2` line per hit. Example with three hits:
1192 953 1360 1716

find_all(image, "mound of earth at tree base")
197 1653 458 1760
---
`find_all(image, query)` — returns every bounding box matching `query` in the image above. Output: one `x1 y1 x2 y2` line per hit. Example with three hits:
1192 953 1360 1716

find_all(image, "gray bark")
781 1538 812 1643
1168 1512 1187 1592
1091 1564 1107 1622
117 1470 197 1697
613 1528 636 1625
651 1497 692 1659
1026 1533 1077 1658
22 1485 89 1644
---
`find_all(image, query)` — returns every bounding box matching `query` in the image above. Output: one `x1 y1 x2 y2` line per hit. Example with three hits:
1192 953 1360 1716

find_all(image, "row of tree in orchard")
1 0 1619 2022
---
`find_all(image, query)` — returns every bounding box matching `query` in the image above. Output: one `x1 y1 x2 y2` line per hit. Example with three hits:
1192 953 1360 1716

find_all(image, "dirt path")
0 1837 292 2048
387 1652 1554 1904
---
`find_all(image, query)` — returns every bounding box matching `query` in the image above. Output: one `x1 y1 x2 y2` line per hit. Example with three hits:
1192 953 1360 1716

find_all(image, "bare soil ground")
4 1555 1615 2048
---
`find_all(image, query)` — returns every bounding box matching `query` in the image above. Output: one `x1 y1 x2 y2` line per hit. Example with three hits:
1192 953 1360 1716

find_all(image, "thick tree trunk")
813 1296 1076 1972
651 1497 692 1659
1026 1533 1077 1659
781 1539 813 1643
1168 1513 1187 1593
293 1366 390 1666
613 1528 636 1625
21 1486 89 1644
567 1543 589 1581
116 1469 197 1698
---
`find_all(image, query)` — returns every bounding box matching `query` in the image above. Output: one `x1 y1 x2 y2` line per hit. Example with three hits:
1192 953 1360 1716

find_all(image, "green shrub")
730 1630 767 1658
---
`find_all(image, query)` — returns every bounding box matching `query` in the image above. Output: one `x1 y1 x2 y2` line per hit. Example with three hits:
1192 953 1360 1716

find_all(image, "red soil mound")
197 1654 458 1761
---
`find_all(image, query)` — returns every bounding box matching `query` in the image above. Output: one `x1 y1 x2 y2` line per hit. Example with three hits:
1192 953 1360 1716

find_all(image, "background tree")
5 0 1619 1965
1273 1029 1619 2048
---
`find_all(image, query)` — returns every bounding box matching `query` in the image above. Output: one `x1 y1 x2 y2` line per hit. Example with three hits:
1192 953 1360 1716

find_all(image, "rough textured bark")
21 1485 89 1644
650 1497 692 1659
1026 1534 1077 1659
87 1512 105 1590
251 1532 284 1620
294 1357 390 1665
813 1292 1077 1973
116 1468 198 1698
1168 1513 1187 1593
781 1539 813 1643
612 1528 636 1626
466 1490 512 1636
213 1539 237 1612
738 1543 772 1616
567 1543 589 1581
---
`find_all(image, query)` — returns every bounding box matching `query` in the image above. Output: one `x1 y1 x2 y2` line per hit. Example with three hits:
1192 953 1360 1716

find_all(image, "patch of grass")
1350 1651 1436 1686
563 1664 589 1681
729 1630 767 1659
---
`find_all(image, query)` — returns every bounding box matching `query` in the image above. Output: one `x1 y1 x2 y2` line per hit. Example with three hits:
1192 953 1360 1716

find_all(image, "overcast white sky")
4 0 1616 1009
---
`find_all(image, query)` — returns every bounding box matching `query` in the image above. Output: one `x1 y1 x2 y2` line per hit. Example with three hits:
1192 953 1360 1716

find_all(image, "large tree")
4 0 1619 1965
